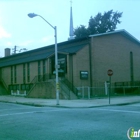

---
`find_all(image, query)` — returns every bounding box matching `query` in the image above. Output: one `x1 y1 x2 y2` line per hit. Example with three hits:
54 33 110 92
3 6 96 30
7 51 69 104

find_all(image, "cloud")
19 40 33 46
0 26 11 38
41 36 53 43
6 42 13 46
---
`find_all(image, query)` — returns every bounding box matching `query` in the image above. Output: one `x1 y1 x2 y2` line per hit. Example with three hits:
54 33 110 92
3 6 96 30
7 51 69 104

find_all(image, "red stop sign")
107 69 113 76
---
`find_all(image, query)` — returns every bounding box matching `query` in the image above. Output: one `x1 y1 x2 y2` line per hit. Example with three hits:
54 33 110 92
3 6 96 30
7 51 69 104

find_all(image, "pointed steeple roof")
68 0 75 40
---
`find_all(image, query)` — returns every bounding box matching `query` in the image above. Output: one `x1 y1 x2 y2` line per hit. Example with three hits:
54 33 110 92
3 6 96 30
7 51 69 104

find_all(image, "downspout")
70 54 73 88
88 38 93 88
0 68 1 82
130 51 134 86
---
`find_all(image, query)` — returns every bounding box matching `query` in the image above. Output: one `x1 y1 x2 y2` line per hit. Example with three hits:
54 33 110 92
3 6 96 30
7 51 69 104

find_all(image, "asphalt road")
0 102 139 140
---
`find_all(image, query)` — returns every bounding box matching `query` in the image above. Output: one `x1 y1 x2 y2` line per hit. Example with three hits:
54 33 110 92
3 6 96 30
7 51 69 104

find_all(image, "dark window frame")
27 63 30 82
14 65 17 83
38 61 41 81
23 63 26 83
11 66 13 84
43 60 46 81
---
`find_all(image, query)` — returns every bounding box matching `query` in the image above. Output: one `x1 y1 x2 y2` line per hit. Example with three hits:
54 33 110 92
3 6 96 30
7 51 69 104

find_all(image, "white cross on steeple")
70 0 72 7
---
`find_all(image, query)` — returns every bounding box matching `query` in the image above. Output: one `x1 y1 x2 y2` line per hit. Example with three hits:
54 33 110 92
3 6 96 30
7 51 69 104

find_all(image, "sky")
0 0 140 57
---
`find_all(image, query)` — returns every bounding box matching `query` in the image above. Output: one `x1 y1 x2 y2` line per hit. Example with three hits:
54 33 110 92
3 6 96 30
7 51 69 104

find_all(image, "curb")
0 100 139 108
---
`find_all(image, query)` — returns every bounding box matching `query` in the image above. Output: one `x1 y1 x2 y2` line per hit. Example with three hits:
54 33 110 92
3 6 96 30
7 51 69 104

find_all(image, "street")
0 102 139 140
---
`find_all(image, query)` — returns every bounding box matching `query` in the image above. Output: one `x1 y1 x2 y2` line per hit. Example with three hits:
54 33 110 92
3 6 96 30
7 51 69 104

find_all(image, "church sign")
80 71 88 80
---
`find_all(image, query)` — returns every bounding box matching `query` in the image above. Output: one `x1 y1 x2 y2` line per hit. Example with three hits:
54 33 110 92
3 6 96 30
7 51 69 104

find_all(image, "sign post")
107 69 113 104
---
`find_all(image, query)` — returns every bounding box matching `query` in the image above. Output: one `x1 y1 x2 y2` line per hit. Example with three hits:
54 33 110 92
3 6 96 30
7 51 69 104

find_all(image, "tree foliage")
74 10 123 39
74 25 89 38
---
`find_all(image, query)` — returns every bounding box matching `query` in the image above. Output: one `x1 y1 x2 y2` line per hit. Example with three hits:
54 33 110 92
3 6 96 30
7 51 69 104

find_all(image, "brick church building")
0 29 140 98
0 4 140 99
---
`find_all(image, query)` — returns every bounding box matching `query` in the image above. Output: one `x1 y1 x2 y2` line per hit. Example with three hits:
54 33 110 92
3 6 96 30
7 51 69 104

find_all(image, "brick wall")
30 61 38 82
91 33 140 86
2 67 11 86
72 45 90 87
1 32 140 96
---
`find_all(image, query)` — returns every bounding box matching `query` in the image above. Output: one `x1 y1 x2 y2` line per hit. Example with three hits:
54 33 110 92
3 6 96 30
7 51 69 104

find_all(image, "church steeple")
68 0 75 40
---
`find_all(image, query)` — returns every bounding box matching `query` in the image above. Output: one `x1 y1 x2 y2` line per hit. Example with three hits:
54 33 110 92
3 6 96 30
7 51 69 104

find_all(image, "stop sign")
107 69 113 76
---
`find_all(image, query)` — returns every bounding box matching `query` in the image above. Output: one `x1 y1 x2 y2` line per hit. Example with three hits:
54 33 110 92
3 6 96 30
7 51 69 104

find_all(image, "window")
38 61 41 81
23 64 26 83
58 57 67 73
27 63 30 82
14 65 17 83
11 66 13 84
43 60 46 81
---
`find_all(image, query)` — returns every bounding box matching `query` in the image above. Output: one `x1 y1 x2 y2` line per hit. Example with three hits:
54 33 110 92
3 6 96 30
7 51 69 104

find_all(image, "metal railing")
37 73 50 82
27 73 51 96
31 75 38 84
30 73 51 83
61 78 78 96
59 81 70 99
77 86 140 99
1 78 9 92
26 76 38 95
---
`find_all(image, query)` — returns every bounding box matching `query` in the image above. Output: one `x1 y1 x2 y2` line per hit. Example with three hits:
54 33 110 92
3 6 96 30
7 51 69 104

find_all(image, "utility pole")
12 46 17 54
12 46 27 54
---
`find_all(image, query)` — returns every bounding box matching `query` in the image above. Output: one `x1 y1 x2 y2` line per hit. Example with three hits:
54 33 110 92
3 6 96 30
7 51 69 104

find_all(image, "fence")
77 85 140 99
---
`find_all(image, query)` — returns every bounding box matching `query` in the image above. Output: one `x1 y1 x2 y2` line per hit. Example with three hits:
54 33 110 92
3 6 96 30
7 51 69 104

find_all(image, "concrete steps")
59 81 77 99
27 78 78 99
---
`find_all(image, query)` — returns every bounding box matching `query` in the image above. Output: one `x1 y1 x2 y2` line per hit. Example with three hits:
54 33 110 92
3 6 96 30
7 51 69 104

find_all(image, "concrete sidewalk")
0 95 140 108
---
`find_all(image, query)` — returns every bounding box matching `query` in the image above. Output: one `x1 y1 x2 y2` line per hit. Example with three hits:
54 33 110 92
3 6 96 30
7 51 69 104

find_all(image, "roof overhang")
89 29 140 45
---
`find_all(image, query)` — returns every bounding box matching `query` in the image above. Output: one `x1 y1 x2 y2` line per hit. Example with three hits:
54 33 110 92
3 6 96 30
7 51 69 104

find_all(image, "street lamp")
28 13 59 105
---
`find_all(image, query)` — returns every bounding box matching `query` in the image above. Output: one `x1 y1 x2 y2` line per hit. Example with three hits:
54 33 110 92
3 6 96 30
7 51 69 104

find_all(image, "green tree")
74 10 123 39
74 25 89 39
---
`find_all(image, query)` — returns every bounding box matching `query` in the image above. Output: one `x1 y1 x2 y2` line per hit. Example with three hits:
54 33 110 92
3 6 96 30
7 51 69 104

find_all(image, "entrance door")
51 54 67 78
